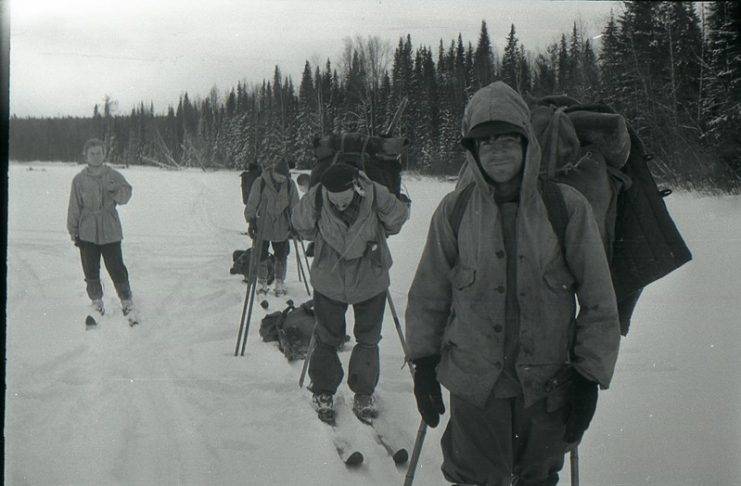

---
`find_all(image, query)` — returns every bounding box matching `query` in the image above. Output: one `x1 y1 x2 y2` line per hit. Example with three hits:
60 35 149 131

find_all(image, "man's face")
327 188 354 211
477 134 524 183
85 145 105 166
298 183 310 195
270 170 286 183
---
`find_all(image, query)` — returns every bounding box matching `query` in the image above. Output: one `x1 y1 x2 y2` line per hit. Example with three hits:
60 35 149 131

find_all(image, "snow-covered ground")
5 162 740 485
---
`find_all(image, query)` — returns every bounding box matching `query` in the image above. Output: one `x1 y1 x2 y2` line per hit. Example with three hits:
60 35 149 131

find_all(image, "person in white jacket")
67 138 134 317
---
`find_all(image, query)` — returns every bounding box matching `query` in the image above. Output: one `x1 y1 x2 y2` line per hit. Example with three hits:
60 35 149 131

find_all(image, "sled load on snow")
230 249 275 284
259 299 316 361
459 94 692 334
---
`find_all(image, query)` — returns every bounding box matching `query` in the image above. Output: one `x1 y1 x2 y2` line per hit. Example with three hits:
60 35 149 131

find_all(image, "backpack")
451 99 692 335
259 300 316 361
230 248 275 285
240 165 262 205
310 133 408 198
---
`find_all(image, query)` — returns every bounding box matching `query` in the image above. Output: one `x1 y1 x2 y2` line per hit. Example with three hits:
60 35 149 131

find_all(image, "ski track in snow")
5 162 741 485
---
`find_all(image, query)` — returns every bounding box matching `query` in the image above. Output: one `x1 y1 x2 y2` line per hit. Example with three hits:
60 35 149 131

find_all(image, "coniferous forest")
9 2 741 192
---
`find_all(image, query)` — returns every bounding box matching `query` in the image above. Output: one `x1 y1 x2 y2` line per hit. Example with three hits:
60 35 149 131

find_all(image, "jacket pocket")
543 364 573 413
540 265 576 354
366 241 383 275
313 238 329 270
450 264 476 291
543 263 576 293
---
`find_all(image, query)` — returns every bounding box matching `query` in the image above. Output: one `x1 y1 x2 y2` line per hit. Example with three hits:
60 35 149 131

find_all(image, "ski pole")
291 235 302 282
386 292 411 362
570 447 579 486
292 237 311 296
234 223 264 356
238 219 267 356
404 421 427 486
297 237 312 279
298 328 316 388
385 291 429 486
234 275 252 356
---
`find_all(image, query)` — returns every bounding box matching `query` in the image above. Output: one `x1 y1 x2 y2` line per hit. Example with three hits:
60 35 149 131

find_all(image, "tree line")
9 2 740 191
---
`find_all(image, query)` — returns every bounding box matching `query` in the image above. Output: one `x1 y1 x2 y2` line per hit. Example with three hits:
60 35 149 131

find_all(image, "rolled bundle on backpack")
567 111 631 169
531 106 582 175
310 132 410 198
312 133 409 160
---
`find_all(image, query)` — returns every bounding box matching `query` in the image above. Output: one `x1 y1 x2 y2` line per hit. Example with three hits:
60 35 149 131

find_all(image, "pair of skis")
85 311 139 329
316 396 409 468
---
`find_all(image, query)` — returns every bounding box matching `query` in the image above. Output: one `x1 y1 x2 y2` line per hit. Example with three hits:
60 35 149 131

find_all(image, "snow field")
5 162 740 485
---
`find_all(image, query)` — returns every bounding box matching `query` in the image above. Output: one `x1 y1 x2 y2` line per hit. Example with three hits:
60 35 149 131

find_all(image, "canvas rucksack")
259 300 316 361
230 248 275 284
240 164 262 205
310 132 408 198
451 98 692 335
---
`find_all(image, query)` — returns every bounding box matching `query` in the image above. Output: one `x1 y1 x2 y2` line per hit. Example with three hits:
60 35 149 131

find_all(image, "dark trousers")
78 241 131 301
441 394 569 486
259 240 290 282
308 290 386 396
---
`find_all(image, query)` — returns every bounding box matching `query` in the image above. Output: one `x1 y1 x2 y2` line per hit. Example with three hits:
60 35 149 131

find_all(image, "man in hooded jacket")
405 82 620 485
244 159 300 296
292 163 409 422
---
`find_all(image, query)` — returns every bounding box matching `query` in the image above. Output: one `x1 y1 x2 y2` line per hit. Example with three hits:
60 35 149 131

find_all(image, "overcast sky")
10 0 622 118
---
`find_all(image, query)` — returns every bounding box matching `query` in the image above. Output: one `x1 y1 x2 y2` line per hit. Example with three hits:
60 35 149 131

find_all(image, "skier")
67 138 136 320
291 163 409 422
405 82 621 485
244 159 300 296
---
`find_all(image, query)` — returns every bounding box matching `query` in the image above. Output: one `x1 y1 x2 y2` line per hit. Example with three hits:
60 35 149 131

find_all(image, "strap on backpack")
449 183 476 239
539 179 568 251
314 184 323 214
448 181 568 247
448 180 572 275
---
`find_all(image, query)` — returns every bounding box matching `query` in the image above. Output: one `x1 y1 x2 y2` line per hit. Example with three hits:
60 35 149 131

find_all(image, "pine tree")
226 89 236 117
670 3 703 118
532 51 556 97
582 38 600 102
474 21 495 89
501 24 519 90
703 1 741 175
464 41 475 97
299 61 316 112
569 23 584 99
617 1 664 125
557 34 570 94
599 11 622 107
517 45 532 95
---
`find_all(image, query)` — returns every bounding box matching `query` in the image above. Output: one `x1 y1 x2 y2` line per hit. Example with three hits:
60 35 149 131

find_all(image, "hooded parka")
291 174 409 304
405 82 621 409
244 171 300 242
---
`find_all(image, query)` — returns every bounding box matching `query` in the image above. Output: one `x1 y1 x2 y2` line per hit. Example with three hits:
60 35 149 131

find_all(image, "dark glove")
412 355 445 427
398 193 412 209
248 218 256 239
305 241 315 258
563 371 599 443
72 235 81 247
